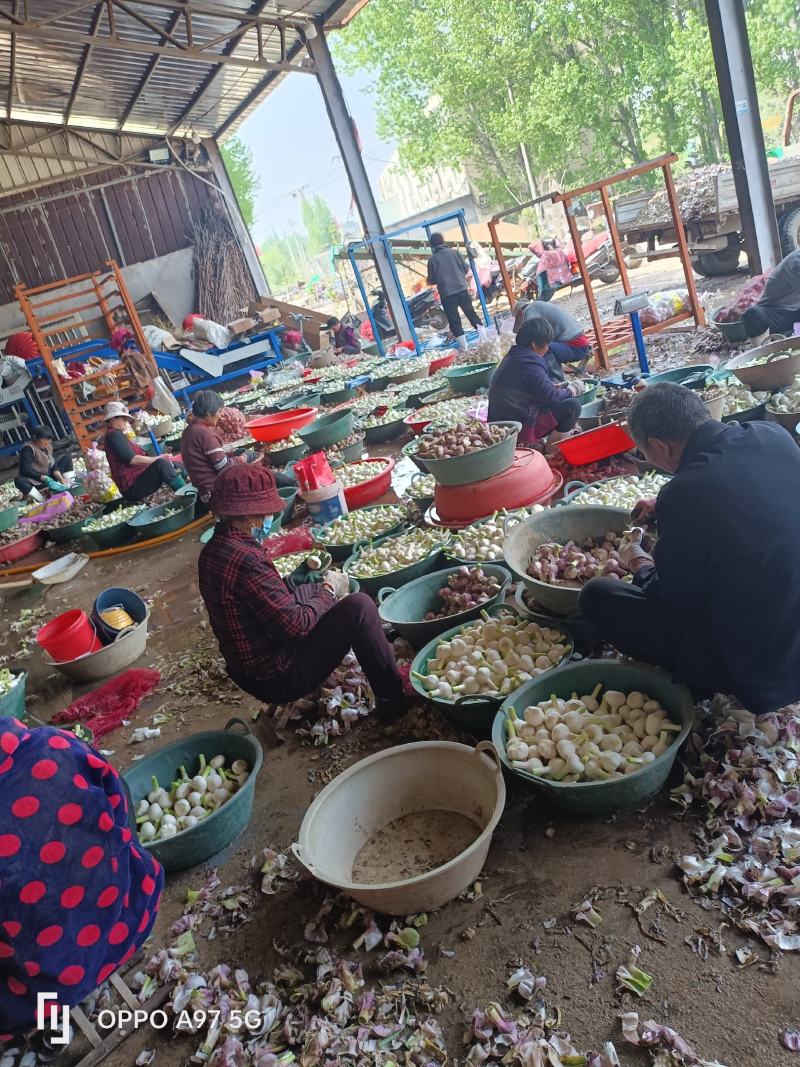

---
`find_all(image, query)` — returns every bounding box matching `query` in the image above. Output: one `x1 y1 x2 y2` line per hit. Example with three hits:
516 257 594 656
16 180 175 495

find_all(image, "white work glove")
618 527 653 570
322 571 350 599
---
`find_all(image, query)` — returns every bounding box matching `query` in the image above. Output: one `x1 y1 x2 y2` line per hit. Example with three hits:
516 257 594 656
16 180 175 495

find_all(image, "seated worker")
103 402 185 502
14 425 73 499
0 718 163 1045
516 299 592 380
742 248 800 338
487 318 582 446
181 391 296 505
198 464 407 724
579 384 800 715
325 317 361 356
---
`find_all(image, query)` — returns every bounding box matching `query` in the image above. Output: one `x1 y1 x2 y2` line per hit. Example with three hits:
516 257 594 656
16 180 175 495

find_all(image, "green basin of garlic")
565 472 669 509
502 687 682 782
84 504 145 531
347 527 448 577
314 504 407 546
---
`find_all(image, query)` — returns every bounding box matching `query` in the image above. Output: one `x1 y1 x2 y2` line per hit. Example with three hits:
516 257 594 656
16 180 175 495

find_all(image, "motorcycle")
517 232 621 302
363 288 449 340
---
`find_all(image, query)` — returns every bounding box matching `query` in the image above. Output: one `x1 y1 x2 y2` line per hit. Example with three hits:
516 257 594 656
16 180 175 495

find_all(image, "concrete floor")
2 274 795 1066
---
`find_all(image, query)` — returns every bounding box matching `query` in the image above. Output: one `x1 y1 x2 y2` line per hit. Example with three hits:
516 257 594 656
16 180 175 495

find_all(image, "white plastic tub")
293 740 505 914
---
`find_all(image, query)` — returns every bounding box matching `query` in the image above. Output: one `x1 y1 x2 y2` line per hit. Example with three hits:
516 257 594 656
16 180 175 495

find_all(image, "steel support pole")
307 28 412 342
704 0 781 274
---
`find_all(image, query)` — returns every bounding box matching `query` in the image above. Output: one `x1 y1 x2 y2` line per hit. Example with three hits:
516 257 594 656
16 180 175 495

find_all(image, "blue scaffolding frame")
346 208 491 357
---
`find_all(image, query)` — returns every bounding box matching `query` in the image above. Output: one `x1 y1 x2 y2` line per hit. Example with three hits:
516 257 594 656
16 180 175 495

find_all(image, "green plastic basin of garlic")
348 527 447 577
450 507 545 562
265 433 304 451
362 408 404 428
316 504 406 546
272 550 326 577
719 382 769 415
502 686 682 782
83 504 145 531
413 613 570 701
767 376 800 413
406 473 436 500
135 754 250 843
567 472 669 510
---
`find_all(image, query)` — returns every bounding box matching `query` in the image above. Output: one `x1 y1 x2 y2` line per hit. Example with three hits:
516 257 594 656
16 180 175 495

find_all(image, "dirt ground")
3 272 798 1067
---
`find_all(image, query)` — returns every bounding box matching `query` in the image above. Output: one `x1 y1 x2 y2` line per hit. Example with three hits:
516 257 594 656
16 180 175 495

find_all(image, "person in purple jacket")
487 318 582 446
325 318 361 356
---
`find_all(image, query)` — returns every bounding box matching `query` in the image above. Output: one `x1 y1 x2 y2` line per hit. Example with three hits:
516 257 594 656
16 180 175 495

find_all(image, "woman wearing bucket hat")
198 464 408 724
102 402 186 502
0 717 163 1046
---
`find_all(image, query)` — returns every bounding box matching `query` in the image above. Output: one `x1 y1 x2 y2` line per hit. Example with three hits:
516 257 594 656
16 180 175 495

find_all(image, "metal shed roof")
1 0 366 141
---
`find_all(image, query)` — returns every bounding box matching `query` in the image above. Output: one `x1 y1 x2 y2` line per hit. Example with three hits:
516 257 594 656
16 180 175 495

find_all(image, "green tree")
220 137 260 231
335 0 800 209
301 194 341 255
259 233 308 294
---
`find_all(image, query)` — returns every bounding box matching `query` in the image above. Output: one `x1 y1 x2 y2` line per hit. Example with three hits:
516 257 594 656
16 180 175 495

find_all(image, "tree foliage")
335 0 800 209
220 137 260 230
301 194 342 255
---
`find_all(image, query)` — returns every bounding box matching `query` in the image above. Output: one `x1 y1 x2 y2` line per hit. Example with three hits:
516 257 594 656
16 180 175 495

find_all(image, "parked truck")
614 91 800 276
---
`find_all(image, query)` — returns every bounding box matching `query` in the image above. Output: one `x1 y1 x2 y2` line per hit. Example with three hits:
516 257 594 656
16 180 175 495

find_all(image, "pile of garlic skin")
503 687 682 782
135 754 250 843
449 506 544 562
566 472 669 510
718 381 769 416
414 612 569 701
767 375 800 414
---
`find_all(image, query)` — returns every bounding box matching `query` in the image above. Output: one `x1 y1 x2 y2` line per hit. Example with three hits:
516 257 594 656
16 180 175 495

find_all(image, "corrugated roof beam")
64 1 105 125
117 7 184 129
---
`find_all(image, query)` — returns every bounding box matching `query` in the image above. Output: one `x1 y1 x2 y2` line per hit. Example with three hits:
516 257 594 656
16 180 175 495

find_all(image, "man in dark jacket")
487 318 582 445
742 248 800 337
579 383 800 714
426 233 481 350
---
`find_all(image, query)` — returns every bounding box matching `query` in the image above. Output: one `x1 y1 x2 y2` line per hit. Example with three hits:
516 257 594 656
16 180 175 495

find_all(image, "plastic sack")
84 469 119 503
716 272 770 322
143 324 181 352
19 492 74 525
152 376 181 417
216 406 248 443
477 324 498 342
191 317 233 350
86 446 110 472
639 289 689 327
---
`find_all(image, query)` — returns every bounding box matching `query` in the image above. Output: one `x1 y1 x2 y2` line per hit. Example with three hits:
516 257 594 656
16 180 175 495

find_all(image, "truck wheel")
692 247 742 276
778 208 800 255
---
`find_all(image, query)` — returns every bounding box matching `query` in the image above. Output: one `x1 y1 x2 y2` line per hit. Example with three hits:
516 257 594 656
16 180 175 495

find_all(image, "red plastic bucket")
37 610 103 663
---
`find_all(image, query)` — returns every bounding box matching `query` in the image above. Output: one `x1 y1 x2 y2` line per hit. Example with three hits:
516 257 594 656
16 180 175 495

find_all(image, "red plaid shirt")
198 524 335 680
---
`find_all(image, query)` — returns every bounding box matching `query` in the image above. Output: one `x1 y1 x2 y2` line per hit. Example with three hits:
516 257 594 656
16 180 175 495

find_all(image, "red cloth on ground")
52 668 160 740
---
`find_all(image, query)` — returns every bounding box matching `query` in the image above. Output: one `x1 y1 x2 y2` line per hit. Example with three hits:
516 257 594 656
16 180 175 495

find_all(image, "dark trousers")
551 396 582 431
231 593 404 705
14 453 72 496
578 578 718 694
743 303 800 338
548 341 592 377
124 457 180 501
442 291 480 337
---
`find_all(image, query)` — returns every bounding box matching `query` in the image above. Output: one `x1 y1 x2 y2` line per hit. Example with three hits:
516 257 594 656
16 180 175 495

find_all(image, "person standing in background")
426 233 481 350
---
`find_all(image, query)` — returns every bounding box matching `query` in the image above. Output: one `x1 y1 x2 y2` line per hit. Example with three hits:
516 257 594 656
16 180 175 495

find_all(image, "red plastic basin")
0 530 45 566
246 407 318 443
434 449 562 524
403 411 433 435
342 458 396 509
428 350 456 375
558 422 636 465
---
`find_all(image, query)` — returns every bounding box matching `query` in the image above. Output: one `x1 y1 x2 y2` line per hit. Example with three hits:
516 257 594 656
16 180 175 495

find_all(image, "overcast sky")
237 67 395 246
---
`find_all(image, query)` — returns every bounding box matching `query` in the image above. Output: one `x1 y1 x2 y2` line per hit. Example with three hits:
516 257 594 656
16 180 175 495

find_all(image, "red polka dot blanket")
0 718 163 1038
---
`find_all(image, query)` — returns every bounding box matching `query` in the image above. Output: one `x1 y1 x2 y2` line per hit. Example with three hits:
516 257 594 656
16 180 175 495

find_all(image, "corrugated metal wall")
0 164 222 304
